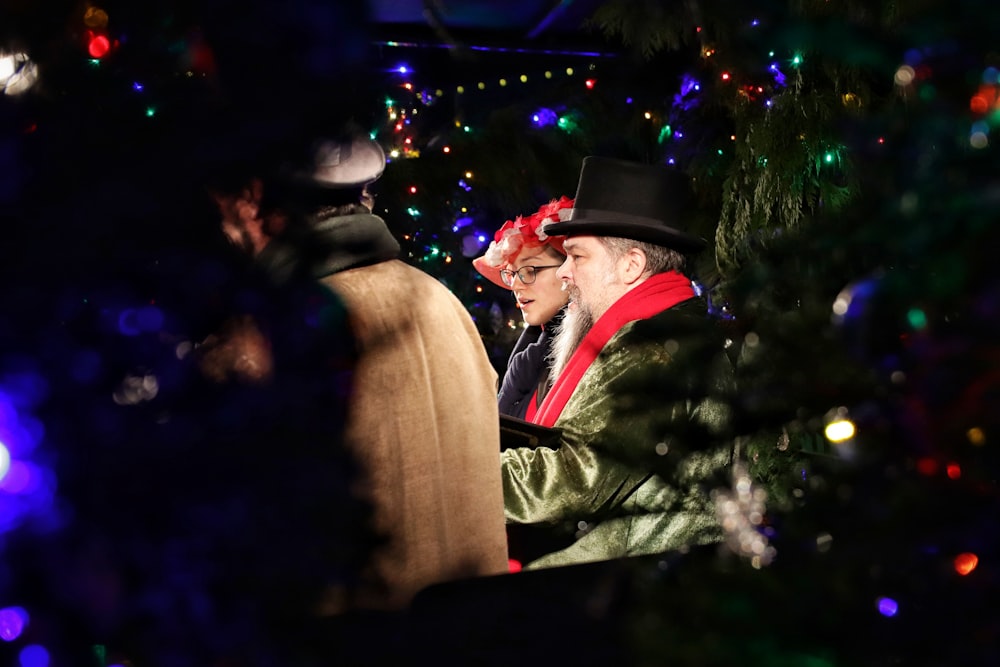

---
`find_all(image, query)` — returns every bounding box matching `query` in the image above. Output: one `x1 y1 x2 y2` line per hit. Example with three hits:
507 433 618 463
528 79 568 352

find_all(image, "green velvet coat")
502 298 736 569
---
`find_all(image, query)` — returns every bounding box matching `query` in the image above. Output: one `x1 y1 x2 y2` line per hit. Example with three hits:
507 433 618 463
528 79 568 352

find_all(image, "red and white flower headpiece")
473 196 574 289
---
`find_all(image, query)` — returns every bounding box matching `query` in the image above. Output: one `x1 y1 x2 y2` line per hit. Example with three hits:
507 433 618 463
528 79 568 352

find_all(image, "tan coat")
323 259 508 610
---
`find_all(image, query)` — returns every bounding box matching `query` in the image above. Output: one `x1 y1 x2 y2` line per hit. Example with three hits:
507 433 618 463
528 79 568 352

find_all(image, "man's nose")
555 257 571 282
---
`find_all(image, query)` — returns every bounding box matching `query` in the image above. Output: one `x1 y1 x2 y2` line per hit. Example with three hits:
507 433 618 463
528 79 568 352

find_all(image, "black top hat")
543 156 707 253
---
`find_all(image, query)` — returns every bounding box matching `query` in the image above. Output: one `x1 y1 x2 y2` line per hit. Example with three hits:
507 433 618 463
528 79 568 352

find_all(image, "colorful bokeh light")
877 597 899 617
0 607 28 641
954 553 979 576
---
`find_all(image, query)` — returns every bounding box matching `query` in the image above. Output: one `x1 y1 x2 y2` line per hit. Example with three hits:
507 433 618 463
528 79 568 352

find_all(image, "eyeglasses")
499 264 562 287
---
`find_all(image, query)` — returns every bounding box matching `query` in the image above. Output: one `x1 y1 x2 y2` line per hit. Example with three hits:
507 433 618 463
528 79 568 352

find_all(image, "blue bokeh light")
19 644 49 667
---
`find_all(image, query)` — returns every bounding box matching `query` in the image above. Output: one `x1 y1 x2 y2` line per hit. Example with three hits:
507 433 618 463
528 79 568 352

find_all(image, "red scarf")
529 271 695 427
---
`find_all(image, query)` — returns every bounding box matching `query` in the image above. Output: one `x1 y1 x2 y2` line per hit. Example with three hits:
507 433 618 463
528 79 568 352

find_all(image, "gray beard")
547 301 594 382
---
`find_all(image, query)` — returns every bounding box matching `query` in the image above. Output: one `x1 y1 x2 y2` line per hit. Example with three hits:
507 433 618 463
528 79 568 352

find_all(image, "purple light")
769 63 787 87
396 65 409 74
531 107 558 128
672 74 702 111
0 607 28 641
376 40 617 58
0 461 35 494
478 235 486 243
132 82 144 92
625 97 633 104
877 597 899 617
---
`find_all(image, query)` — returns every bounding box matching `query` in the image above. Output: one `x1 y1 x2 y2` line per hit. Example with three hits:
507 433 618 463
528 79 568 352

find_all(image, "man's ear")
620 247 648 285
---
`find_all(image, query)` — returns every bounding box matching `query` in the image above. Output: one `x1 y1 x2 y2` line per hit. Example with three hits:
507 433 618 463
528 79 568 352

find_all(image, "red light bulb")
88 33 111 59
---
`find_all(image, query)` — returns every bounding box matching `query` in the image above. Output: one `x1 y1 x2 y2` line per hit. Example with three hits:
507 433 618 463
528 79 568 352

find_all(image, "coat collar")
256 212 400 283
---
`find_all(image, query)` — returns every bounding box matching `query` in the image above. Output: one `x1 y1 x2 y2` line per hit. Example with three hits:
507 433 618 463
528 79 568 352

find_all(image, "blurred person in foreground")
501 156 736 569
208 131 509 610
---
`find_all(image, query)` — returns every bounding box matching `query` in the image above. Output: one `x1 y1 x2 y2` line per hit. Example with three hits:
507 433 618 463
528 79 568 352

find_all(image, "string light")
824 418 855 442
954 553 978 575
0 51 38 95
88 33 111 59
906 308 928 330
0 606 28 641
876 597 899 617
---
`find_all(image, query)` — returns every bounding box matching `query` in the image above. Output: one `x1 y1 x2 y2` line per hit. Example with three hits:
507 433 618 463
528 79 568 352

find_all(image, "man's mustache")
561 281 582 301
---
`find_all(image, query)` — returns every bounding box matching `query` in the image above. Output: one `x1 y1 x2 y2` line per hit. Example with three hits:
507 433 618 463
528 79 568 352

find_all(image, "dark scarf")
497 309 564 420
532 271 695 427
256 210 401 283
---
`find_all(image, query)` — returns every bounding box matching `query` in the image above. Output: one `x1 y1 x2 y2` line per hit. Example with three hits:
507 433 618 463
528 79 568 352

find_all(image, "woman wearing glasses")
474 197 573 421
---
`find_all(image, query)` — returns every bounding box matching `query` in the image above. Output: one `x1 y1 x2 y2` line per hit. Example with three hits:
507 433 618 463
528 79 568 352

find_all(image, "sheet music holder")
499 413 562 450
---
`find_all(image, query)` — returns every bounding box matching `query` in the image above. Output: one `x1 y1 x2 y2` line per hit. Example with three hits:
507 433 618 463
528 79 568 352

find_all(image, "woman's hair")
599 236 687 275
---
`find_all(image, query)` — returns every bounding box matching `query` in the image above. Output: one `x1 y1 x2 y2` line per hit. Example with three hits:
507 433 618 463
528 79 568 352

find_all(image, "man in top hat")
501 156 735 569
209 132 509 610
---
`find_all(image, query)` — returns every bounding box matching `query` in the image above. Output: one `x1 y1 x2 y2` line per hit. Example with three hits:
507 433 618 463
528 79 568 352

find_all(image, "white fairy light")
712 462 776 568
